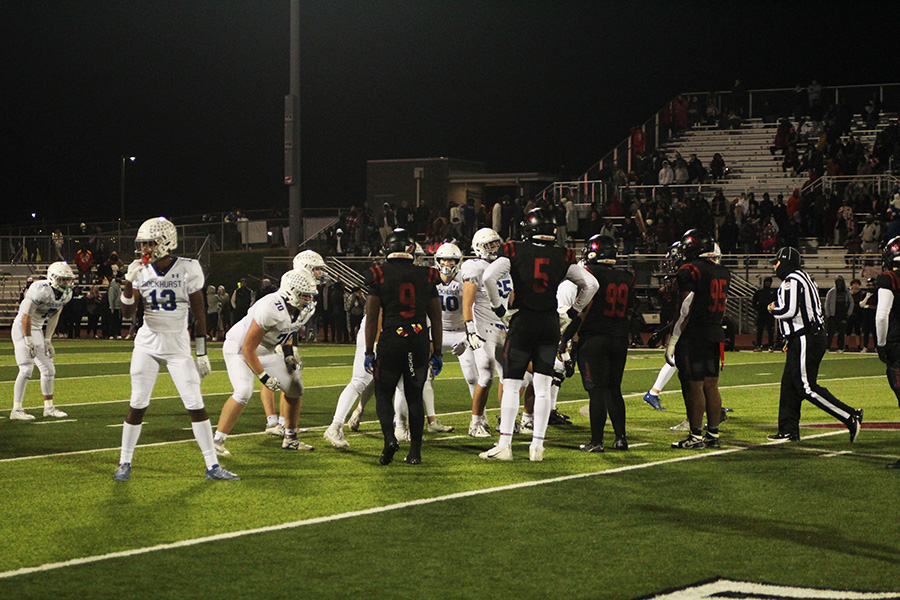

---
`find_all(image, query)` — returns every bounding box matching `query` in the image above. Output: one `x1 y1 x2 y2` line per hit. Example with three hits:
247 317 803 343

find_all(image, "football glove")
24 336 36 358
125 259 144 283
195 355 211 378
491 305 506 320
451 340 469 356
44 341 55 359
465 320 485 350
877 345 889 364
364 351 376 374
258 370 281 391
429 353 443 378
277 345 302 372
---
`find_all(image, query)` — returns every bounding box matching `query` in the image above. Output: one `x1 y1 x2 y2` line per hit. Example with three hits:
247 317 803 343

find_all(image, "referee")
767 247 863 442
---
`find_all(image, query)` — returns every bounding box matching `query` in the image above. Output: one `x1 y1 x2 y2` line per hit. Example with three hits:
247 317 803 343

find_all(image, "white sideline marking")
31 419 77 425
0 430 853 580
106 423 148 428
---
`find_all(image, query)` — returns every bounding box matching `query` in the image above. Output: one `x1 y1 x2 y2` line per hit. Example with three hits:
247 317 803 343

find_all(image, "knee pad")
18 364 35 380
477 371 494 389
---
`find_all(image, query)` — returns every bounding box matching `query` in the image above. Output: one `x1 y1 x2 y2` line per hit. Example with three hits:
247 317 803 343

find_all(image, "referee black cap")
770 246 801 266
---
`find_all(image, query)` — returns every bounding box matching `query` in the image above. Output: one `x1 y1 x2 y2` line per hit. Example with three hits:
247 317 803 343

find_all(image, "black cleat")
702 433 720 448
767 431 800 441
404 454 422 465
379 441 400 465
579 441 604 453
548 409 572 426
848 408 863 443
671 435 705 449
613 437 629 451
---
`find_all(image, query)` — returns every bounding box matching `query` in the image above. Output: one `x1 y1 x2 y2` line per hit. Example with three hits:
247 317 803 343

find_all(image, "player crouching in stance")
364 229 443 465
113 217 237 481
10 261 74 420
214 269 318 456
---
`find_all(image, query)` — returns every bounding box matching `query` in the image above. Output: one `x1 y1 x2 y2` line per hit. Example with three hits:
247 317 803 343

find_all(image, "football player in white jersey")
462 227 511 437
260 249 327 436
10 261 74 420
213 270 318 456
113 217 238 481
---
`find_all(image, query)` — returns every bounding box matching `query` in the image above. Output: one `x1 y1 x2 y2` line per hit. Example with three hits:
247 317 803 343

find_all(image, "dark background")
1 0 895 226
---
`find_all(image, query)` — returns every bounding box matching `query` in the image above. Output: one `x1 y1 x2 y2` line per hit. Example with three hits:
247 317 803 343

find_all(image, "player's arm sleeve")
482 256 511 309
565 264 599 313
671 290 694 337
876 288 893 347
189 290 207 337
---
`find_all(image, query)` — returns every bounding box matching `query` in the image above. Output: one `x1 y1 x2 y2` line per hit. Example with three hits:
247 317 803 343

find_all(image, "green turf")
1 340 898 599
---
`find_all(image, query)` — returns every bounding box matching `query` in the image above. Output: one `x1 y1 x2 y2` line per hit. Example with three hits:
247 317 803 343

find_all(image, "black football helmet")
883 236 900 269
522 207 557 245
384 228 415 261
583 234 617 264
680 229 714 260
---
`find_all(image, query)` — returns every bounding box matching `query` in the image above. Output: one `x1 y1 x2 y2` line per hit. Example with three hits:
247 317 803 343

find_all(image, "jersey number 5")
533 258 550 294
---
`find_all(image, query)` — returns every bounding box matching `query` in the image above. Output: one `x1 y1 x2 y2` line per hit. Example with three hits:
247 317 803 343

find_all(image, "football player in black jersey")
876 238 900 468
574 235 635 452
480 208 598 462
364 229 443 465
666 229 731 449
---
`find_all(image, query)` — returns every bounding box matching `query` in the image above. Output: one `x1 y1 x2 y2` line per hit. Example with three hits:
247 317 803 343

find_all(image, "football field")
1 340 899 599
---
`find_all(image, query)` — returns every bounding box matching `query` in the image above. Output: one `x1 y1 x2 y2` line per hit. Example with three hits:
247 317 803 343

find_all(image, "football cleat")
43 406 68 418
529 444 544 462
613 437 629 451
468 422 492 438
579 441 604 453
265 423 285 437
113 462 132 481
347 405 363 431
205 464 240 480
520 413 534 431
671 435 705 449
394 426 411 442
282 436 314 451
214 439 231 457
547 409 571 425
9 409 35 421
324 422 350 448
478 445 513 461
379 441 400 465
848 408 863 443
702 433 720 448
404 454 422 465
642 392 665 411
767 431 799 442
426 418 455 433
670 418 690 431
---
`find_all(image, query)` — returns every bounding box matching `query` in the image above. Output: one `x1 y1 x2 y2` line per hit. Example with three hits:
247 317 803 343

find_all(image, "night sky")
2 1 896 227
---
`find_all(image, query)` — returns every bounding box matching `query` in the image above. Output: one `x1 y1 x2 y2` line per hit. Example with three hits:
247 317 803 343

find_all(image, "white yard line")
0 430 852 580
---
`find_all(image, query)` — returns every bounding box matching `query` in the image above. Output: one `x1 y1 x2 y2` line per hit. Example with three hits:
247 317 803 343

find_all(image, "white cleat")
478 445 513 461
282 436 314 451
324 422 350 448
529 444 544 462
265 423 285 437
214 439 231 457
426 418 455 433
43 407 68 418
10 409 35 421
468 422 492 438
670 418 690 431
347 405 363 431
394 426 411 442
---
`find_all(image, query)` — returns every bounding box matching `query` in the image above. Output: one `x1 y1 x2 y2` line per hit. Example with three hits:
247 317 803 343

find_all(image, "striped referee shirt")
771 268 825 337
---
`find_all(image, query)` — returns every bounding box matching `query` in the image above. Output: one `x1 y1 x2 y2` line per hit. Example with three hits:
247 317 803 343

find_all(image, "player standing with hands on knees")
113 217 238 481
364 229 443 465
766 246 863 443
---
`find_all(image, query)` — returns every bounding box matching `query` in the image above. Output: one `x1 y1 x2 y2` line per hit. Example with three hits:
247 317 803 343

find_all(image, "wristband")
194 335 207 357
258 371 270 384
120 294 135 306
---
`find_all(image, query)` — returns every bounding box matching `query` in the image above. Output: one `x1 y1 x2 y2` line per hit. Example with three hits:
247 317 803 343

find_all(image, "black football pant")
373 333 430 459
577 334 628 444
778 332 855 435
883 343 900 406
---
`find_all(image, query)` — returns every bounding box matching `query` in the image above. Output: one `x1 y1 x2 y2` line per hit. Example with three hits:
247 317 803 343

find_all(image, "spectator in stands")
621 216 640 255
860 277 877 352
379 202 395 243
52 229 65 261
75 245 94 285
718 215 739 254
658 160 674 186
860 214 882 253
863 93 883 130
760 215 778 253
206 284 220 342
344 206 360 249
704 92 720 126
215 285 231 339
85 284 102 338
673 159 689 185
792 83 807 121
564 196 577 244
721 109 742 130
231 278 254 324
833 201 855 245
824 276 852 352
599 218 617 242
630 126 646 157
65 285 86 339
807 80 822 110
846 278 864 352
106 275 122 339
709 153 726 181
687 153 707 183
317 278 333 342
330 278 348 344
787 188 802 224
782 144 801 175
770 118 792 155
583 209 603 240
672 94 689 134
345 286 366 340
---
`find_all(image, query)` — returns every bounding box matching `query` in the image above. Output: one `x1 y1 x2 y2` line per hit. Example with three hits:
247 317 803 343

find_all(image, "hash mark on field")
107 422 148 427
31 419 77 425
0 431 849 580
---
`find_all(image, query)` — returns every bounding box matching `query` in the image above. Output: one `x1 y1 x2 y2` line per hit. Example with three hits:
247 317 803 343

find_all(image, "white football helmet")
135 217 178 262
280 269 318 310
700 242 723 264
46 261 75 291
434 242 463 278
292 250 326 282
472 227 502 261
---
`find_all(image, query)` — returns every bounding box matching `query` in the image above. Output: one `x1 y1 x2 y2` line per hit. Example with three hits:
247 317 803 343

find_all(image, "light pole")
120 156 135 246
